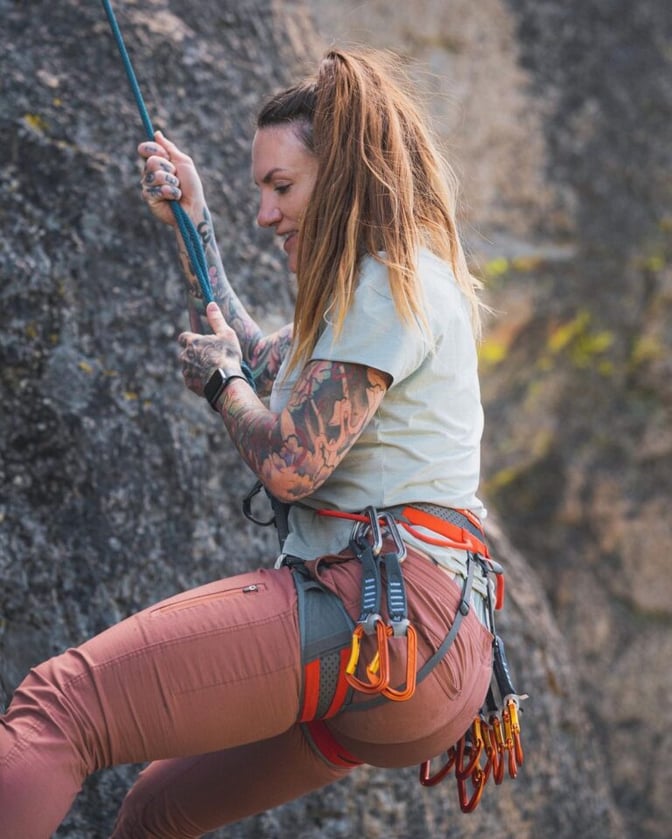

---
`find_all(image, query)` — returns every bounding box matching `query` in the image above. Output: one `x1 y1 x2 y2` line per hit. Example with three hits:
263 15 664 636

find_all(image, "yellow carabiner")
345 625 364 677
345 619 391 695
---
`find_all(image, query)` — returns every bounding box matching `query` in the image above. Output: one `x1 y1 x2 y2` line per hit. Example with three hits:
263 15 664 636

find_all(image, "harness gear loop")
419 555 527 812
241 480 275 527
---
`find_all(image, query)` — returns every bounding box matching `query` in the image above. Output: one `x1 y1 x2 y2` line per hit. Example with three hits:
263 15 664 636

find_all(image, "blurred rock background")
1 0 670 836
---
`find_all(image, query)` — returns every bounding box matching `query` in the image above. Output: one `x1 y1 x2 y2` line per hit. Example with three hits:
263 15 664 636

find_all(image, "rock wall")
2 0 667 837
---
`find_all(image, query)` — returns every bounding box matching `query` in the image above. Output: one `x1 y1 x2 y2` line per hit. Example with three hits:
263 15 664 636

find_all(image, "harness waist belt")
386 503 489 556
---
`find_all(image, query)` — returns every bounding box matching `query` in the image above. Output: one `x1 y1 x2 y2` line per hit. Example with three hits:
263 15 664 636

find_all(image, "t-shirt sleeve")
310 257 429 385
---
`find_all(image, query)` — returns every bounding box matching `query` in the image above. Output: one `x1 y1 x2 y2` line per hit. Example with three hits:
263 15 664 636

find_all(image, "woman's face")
252 124 318 274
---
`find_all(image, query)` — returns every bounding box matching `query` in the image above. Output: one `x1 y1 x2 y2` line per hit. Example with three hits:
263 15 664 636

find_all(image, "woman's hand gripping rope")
178 303 244 399
138 131 207 228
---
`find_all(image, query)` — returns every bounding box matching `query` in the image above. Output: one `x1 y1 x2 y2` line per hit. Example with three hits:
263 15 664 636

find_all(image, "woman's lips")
283 232 297 254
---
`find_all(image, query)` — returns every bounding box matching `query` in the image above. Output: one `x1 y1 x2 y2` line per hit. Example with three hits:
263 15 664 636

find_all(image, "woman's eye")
275 184 290 195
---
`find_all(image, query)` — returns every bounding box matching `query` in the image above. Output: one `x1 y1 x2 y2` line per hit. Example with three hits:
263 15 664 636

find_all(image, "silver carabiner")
351 505 384 556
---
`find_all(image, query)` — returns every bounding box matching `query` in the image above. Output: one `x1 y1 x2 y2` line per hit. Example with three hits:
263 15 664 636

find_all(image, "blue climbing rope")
101 0 256 390
101 0 212 304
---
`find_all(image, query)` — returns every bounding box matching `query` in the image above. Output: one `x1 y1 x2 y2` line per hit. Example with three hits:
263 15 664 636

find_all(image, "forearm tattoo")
179 207 291 395
221 360 388 501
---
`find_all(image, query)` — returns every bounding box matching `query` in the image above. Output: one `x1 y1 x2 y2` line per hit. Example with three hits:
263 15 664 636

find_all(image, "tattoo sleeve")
175 204 292 396
218 360 390 502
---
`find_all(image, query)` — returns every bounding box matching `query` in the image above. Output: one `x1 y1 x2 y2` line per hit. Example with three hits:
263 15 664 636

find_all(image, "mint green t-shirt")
270 249 485 561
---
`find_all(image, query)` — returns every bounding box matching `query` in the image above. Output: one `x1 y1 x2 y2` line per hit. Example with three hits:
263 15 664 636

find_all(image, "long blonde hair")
257 48 483 371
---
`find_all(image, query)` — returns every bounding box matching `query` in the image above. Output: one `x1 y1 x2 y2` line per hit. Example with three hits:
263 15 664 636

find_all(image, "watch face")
204 368 224 404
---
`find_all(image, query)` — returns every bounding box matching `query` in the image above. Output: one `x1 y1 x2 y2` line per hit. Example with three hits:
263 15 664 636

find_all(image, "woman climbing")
0 48 497 837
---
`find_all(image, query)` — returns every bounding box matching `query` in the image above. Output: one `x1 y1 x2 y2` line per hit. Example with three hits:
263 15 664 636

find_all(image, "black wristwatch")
204 368 247 411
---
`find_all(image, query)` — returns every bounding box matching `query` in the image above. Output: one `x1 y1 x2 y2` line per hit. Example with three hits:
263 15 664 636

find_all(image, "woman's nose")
256 199 282 228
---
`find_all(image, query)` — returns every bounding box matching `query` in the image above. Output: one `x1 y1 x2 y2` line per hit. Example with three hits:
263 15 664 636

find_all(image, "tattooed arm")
220 360 389 502
138 131 291 396
178 304 390 502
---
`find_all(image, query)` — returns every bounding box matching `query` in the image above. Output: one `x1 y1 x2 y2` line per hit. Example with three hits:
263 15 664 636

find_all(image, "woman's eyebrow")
252 167 289 187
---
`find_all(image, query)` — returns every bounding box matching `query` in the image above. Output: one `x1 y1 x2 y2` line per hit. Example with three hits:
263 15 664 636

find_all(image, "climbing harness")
100 0 255 386
250 495 527 811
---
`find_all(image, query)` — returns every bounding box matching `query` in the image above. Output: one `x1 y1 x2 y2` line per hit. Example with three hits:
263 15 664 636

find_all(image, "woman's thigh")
111 724 354 839
10 565 302 770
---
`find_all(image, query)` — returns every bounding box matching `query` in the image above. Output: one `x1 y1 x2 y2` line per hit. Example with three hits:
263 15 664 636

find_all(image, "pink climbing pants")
0 550 493 838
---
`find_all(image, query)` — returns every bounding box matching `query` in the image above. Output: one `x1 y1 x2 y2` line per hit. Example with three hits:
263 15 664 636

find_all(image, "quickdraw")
419 558 527 812
344 507 418 702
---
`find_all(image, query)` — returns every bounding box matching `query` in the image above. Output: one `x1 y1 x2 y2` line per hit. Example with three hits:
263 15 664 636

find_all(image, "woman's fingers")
137 133 204 222
140 159 182 203
143 168 181 194
153 130 194 165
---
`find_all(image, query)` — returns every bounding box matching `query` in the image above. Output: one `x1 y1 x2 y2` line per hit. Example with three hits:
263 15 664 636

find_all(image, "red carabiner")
490 714 506 785
457 767 488 813
507 698 524 766
418 746 457 787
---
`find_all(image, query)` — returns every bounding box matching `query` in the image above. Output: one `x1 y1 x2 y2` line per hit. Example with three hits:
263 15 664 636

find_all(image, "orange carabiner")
418 746 457 786
381 624 418 701
345 619 390 695
457 767 488 813
507 698 524 766
455 719 484 781
481 719 501 782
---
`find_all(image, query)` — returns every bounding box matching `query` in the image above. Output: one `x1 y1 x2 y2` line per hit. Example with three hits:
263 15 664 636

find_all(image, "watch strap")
204 368 247 411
